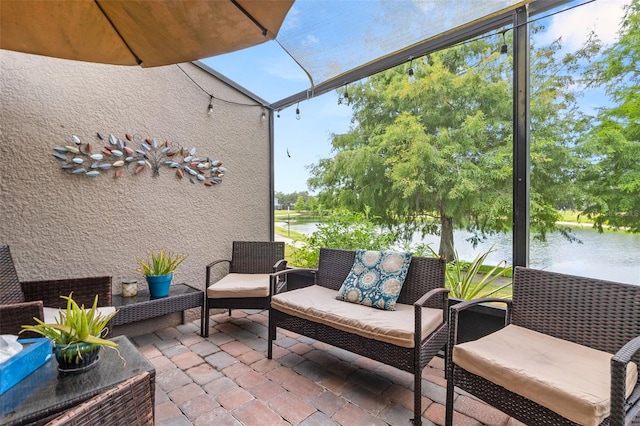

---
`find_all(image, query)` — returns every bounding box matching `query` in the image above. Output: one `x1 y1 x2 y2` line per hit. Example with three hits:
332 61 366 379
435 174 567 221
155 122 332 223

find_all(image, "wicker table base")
112 283 204 334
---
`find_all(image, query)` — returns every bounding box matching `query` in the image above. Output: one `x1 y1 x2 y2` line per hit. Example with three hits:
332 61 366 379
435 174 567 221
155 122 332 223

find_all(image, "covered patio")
2 1 631 425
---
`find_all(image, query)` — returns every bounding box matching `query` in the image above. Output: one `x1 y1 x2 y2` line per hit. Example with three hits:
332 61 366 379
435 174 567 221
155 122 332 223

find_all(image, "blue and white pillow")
336 249 412 311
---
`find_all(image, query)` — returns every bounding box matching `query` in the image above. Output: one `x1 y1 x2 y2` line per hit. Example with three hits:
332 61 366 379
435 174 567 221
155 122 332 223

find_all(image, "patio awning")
0 0 294 68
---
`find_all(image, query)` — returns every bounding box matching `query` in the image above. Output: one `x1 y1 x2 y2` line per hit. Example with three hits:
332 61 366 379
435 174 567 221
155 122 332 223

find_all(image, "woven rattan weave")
445 266 640 426
0 245 112 336
202 241 286 337
268 247 447 426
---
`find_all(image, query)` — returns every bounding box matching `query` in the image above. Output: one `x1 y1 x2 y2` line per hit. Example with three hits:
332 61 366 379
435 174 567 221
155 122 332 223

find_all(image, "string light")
407 57 416 84
500 30 508 55
261 110 266 121
295 102 301 120
207 95 214 116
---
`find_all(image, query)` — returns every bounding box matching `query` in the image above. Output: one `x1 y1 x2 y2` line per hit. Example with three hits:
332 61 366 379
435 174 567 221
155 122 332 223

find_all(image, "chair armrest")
415 288 450 324
270 267 317 295
610 336 640 424
447 298 512 378
21 276 112 308
205 259 231 289
0 301 44 336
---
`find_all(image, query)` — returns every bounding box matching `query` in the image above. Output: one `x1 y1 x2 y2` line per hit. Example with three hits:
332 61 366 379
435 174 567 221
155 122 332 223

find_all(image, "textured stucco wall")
0 51 271 295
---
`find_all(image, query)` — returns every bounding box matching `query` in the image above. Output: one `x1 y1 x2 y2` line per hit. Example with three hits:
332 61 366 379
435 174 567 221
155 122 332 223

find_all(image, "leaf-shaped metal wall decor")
53 133 226 186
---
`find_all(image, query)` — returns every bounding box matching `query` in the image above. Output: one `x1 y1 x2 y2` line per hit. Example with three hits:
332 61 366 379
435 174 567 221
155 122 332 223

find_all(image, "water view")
280 222 640 285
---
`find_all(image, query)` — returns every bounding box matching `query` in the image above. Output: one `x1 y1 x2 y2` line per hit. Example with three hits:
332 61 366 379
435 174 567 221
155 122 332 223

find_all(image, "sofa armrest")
415 288 450 323
273 259 288 272
0 300 44 336
270 267 317 295
21 276 112 308
610 336 640 425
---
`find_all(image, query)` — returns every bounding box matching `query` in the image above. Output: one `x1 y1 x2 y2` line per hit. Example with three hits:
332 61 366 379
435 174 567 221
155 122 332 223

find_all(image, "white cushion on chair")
43 306 117 324
207 273 271 298
453 324 638 426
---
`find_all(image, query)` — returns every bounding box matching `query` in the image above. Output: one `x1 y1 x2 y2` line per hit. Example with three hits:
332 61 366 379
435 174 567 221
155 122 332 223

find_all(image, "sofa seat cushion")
271 285 443 348
453 324 638 426
207 273 271 298
43 306 117 324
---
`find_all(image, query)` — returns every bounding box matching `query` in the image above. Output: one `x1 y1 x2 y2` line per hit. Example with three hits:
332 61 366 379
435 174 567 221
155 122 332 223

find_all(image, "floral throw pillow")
336 249 412 311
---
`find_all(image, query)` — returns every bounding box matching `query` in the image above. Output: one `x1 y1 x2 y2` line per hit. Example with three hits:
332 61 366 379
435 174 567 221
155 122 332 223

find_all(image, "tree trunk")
439 214 455 263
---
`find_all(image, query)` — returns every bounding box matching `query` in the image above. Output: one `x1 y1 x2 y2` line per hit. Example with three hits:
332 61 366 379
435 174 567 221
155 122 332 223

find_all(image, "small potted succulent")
136 248 188 298
21 293 118 373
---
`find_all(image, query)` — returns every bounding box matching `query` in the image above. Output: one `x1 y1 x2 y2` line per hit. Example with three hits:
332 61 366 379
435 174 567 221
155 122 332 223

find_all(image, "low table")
1 335 154 426
112 283 204 334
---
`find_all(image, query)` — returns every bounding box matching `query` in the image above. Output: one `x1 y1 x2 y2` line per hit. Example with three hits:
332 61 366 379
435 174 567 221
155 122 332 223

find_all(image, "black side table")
112 283 204 334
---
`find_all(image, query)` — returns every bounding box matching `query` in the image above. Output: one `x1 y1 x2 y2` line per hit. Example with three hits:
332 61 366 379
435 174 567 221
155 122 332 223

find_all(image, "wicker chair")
44 371 154 426
0 245 112 336
202 241 286 337
445 266 640 426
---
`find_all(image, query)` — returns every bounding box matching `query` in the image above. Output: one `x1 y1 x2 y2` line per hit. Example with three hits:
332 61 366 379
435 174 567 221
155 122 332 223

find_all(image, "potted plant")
21 293 118 373
136 248 188 298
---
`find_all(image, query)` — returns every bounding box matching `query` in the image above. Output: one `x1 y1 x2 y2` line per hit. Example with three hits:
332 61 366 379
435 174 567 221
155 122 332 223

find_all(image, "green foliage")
136 248 188 276
294 195 307 211
579 0 640 233
308 30 597 260
21 293 118 348
425 245 512 300
290 208 398 267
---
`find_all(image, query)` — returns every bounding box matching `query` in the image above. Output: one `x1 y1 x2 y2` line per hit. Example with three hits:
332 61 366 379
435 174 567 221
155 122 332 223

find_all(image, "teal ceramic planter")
55 341 101 373
146 273 173 298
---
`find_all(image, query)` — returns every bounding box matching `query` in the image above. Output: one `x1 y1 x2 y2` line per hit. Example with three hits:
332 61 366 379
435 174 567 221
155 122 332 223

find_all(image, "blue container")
146 273 173 298
0 338 52 394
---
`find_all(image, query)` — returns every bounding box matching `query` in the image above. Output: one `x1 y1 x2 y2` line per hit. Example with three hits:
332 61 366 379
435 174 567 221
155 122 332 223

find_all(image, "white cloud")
538 0 628 51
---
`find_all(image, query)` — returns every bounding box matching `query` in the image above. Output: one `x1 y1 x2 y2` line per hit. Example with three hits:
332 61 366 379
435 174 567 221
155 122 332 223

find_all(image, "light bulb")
500 31 508 55
295 106 301 120
207 103 214 116
408 68 416 84
261 111 266 121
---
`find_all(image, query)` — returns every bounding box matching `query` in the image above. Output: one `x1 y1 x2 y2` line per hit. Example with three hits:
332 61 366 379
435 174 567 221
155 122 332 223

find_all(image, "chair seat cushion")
453 324 638 426
43 306 117 324
271 285 443 348
207 273 271 299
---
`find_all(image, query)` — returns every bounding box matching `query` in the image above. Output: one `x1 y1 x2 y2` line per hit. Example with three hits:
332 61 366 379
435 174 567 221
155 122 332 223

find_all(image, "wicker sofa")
268 248 448 426
445 266 640 426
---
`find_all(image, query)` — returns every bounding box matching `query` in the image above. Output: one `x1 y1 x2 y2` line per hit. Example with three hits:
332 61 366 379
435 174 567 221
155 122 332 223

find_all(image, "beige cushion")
43 306 117 324
271 285 443 348
207 273 271 298
453 324 638 426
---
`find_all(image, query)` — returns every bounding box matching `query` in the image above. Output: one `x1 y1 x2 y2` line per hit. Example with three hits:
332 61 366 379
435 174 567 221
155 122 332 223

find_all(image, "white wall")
0 51 272 295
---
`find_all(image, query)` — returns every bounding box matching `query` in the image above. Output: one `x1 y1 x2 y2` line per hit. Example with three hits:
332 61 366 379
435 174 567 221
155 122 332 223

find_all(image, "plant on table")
136 248 188 298
21 293 118 371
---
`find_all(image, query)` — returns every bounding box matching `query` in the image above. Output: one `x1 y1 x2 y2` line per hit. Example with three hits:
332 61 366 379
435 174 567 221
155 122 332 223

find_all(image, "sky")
201 0 628 195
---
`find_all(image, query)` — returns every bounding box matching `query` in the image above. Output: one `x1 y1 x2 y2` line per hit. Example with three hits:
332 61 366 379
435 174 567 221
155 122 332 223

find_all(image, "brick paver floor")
131 309 526 426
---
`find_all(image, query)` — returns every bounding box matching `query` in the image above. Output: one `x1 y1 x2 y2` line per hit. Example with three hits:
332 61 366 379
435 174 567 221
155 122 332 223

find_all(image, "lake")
280 222 640 285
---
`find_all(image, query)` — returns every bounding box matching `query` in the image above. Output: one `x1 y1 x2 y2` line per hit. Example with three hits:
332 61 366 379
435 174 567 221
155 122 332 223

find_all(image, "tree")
294 195 307 211
580 0 640 233
309 31 594 261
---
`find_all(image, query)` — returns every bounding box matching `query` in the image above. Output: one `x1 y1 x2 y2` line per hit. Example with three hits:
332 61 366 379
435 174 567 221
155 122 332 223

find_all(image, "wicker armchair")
445 266 640 426
202 241 286 337
0 245 112 336
45 371 154 426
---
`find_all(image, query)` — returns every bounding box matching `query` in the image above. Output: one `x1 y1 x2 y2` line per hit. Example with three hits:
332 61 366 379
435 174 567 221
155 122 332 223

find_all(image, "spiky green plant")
136 248 187 276
21 293 118 348
427 245 512 300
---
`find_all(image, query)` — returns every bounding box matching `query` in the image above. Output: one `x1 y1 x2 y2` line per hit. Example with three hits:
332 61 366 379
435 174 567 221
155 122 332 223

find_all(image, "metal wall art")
53 133 226 186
